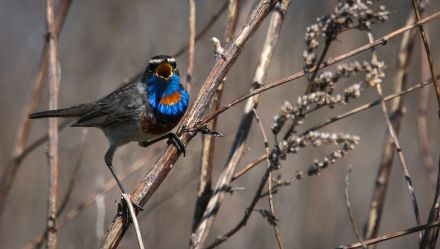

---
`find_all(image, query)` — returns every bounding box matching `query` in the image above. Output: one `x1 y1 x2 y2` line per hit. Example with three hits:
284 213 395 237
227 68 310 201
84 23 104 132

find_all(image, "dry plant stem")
121 194 145 249
173 1 228 58
0 0 72 219
232 154 267 181
344 166 367 249
340 221 440 249
421 157 440 248
21 154 154 249
253 108 284 249
45 0 61 248
192 0 239 232
186 0 196 93
31 129 88 249
190 2 289 248
418 41 436 184
234 75 440 187
57 128 87 216
224 0 240 42
99 1 278 248
367 32 422 243
201 10 440 125
376 82 422 238
411 0 440 111
364 12 418 241
205 161 272 249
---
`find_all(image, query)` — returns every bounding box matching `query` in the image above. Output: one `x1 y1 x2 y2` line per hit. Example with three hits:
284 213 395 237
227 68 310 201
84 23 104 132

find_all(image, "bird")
29 55 189 200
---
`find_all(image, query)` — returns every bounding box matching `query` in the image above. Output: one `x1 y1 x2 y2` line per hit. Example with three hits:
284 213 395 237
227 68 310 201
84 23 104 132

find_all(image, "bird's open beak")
155 63 173 80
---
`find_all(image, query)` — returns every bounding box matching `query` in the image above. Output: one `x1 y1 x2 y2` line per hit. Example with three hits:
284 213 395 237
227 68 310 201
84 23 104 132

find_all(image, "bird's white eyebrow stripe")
167 57 175 63
149 58 163 64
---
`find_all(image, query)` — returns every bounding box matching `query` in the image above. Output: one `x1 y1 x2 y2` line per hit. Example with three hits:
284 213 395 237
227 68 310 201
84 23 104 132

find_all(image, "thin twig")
121 194 145 249
189 2 289 248
421 156 440 248
410 0 440 113
232 74 440 184
253 108 284 249
200 10 440 125
232 155 267 181
173 1 228 58
367 32 422 243
100 1 278 248
0 0 73 218
186 0 196 93
344 166 367 249
339 221 440 249
191 0 239 233
57 128 88 216
364 11 419 241
45 0 61 248
418 38 436 185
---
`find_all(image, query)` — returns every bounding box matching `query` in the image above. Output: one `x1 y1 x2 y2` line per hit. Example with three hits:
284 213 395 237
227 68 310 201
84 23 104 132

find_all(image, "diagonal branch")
99 1 279 248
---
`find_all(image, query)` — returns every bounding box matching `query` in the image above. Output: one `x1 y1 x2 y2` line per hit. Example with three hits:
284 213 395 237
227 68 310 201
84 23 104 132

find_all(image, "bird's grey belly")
102 122 160 146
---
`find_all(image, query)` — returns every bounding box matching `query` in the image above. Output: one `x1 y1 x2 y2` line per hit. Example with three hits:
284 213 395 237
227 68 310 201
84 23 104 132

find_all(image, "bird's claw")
198 125 223 137
167 133 186 156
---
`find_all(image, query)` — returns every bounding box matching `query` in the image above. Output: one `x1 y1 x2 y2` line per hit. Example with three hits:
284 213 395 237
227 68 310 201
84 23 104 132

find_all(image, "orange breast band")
160 91 181 106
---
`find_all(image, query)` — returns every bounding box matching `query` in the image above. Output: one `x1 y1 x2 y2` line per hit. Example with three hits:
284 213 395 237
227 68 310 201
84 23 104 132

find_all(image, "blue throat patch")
146 74 189 122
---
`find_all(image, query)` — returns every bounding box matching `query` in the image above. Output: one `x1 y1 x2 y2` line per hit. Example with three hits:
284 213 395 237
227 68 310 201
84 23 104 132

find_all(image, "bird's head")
144 55 189 120
145 55 179 82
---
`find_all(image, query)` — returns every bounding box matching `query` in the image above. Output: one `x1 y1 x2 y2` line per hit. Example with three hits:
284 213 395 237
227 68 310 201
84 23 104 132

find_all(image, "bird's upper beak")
155 63 173 80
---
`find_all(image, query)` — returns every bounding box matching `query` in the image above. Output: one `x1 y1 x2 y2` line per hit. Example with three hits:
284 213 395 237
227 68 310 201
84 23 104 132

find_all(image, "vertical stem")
186 0 196 93
46 0 61 248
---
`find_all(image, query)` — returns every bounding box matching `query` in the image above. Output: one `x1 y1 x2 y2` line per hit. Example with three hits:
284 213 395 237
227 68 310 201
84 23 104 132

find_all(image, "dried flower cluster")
267 0 390 180
304 0 389 73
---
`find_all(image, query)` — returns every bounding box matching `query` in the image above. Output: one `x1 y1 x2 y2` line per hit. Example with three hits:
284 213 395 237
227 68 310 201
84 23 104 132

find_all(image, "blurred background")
1 0 440 248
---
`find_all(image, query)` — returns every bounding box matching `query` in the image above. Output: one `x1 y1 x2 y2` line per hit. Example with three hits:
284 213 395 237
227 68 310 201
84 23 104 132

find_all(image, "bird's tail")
29 103 94 119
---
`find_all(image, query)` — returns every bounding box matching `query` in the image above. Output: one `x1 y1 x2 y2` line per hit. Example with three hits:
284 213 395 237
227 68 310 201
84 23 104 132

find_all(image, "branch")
0 0 73 218
364 10 420 240
200 10 440 125
189 1 290 248
186 0 196 92
339 221 440 249
45 0 61 247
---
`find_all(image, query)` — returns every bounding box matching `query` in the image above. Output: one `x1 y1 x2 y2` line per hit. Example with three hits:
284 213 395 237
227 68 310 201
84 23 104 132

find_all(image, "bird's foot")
185 124 223 137
166 133 186 156
117 195 144 222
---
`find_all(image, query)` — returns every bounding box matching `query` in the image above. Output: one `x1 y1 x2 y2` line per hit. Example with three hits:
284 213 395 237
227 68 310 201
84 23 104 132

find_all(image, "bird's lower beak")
156 63 173 80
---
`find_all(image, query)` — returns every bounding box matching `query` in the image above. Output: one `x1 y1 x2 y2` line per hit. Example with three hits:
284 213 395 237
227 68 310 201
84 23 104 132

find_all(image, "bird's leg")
105 146 144 211
138 132 186 156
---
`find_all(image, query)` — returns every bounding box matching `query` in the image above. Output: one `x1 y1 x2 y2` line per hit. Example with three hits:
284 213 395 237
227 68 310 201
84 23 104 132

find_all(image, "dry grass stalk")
367 32 422 243
121 194 145 249
364 10 420 241
344 166 367 249
0 0 72 218
411 0 440 111
45 0 61 248
253 108 284 249
191 0 239 233
340 221 440 249
190 1 290 248
186 0 196 93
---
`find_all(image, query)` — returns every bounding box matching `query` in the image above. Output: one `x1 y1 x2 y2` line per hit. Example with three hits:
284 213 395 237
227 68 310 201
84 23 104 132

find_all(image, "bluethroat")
30 55 189 201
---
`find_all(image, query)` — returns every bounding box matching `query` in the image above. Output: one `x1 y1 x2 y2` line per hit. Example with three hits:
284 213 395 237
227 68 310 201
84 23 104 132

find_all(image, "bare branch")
0 0 73 218
45 0 62 247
